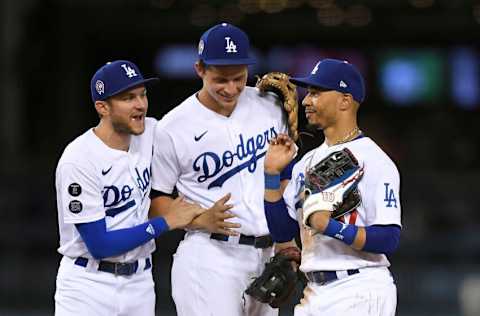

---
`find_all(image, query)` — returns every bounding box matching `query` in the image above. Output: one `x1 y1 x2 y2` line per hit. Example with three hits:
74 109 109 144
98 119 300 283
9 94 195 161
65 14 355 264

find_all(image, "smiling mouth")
131 114 144 121
219 94 237 101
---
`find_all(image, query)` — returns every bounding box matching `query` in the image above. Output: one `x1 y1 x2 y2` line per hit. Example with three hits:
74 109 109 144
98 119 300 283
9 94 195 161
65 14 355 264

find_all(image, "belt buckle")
114 262 134 276
253 237 263 248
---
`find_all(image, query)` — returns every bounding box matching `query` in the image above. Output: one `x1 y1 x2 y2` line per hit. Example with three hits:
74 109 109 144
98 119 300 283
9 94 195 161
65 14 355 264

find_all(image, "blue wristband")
264 173 281 190
323 218 358 245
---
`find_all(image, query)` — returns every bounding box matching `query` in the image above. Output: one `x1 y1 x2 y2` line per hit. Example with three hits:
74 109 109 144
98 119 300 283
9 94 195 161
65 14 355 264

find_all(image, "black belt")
74 257 151 276
210 233 273 249
305 269 360 285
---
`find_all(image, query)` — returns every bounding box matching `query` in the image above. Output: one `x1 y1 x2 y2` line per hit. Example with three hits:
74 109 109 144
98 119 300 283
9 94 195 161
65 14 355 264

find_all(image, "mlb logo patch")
198 40 205 55
95 80 105 95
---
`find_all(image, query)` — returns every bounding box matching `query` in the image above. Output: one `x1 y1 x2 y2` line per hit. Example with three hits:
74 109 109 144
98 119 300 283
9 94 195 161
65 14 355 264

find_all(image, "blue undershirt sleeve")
75 216 169 260
363 224 401 255
264 198 299 243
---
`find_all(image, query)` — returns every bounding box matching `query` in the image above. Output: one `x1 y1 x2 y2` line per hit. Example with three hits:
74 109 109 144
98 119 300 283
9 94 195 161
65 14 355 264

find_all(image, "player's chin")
220 96 238 106
305 115 319 126
306 118 325 131
129 118 145 135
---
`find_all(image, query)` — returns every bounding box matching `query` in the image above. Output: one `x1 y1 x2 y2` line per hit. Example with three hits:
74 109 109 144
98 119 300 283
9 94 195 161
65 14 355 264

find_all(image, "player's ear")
194 61 206 78
339 93 354 111
95 100 110 118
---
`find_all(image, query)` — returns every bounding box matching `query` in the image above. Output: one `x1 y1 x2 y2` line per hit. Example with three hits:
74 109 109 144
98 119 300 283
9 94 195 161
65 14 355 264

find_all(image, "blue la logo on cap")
290 58 366 103
198 23 256 66
90 60 158 102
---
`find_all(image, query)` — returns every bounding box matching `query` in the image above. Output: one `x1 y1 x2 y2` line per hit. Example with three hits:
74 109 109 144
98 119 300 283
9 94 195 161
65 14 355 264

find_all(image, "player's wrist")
264 172 281 190
162 214 177 230
264 167 281 175
322 218 358 245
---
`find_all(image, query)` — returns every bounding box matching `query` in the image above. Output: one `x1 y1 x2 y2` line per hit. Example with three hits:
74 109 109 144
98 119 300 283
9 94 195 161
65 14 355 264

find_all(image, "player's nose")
134 95 148 111
302 94 312 107
224 81 239 95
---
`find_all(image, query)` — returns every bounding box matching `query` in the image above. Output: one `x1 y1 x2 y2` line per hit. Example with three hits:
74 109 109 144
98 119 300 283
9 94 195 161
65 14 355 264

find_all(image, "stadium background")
1 0 480 315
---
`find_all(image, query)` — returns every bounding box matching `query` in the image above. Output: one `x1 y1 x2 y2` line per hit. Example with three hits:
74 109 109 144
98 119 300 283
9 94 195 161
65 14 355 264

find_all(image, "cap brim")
202 58 256 66
105 77 159 100
290 76 332 90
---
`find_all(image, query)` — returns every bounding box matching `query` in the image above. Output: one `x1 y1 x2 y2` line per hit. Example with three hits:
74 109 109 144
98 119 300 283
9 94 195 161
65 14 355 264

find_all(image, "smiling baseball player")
263 59 402 316
54 60 203 316
149 23 292 316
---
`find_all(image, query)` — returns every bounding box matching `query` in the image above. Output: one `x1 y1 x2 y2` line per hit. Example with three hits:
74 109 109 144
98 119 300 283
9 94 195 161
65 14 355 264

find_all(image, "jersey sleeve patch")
57 163 104 224
68 200 83 213
68 183 82 197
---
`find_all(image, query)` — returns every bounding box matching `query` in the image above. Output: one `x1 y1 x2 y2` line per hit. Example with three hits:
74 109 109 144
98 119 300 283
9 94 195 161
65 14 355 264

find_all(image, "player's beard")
111 115 145 136
305 114 327 131
306 110 336 131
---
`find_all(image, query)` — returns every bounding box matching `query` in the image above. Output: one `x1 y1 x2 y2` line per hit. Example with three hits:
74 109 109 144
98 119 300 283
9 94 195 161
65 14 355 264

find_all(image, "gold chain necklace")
306 126 362 171
330 126 362 146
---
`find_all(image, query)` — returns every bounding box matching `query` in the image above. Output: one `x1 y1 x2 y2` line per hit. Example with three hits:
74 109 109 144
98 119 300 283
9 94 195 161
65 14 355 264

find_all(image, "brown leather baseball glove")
256 72 299 142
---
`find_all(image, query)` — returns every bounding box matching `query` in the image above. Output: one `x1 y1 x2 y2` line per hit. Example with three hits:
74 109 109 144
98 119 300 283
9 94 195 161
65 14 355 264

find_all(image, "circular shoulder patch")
69 200 83 214
68 183 82 197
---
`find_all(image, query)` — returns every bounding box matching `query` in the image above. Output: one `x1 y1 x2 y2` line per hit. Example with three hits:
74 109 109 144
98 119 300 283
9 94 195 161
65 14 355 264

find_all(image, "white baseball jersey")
151 87 287 236
283 136 402 273
55 117 157 262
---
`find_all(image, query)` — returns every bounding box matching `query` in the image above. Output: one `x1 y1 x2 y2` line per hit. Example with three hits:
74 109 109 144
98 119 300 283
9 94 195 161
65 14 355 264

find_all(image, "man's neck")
93 121 131 151
324 121 360 147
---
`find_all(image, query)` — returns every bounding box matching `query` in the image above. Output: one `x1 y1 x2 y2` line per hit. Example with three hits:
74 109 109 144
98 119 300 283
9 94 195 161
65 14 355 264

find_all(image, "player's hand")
274 240 300 271
191 193 240 235
265 133 296 175
163 196 205 230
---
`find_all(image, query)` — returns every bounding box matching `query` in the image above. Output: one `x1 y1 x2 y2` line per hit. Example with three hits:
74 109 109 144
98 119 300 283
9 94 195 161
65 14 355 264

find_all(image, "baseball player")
263 59 402 315
54 60 203 316
149 23 291 316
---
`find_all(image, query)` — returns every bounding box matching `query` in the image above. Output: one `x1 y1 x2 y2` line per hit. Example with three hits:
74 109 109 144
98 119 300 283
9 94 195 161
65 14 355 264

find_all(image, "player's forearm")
310 213 365 249
149 195 174 218
264 197 299 243
76 217 169 260
310 213 400 254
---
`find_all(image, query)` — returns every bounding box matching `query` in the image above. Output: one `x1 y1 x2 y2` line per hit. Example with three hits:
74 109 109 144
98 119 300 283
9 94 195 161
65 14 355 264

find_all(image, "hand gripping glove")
302 148 364 227
245 247 301 308
256 72 299 142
